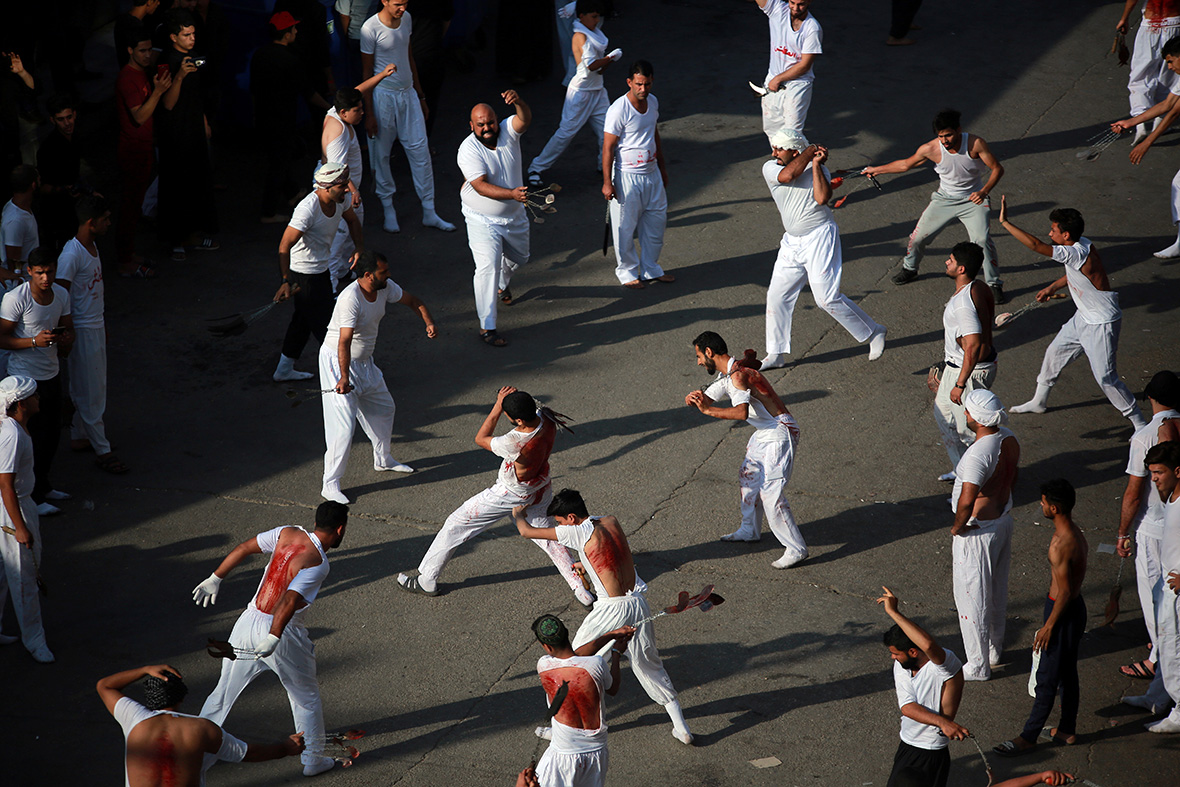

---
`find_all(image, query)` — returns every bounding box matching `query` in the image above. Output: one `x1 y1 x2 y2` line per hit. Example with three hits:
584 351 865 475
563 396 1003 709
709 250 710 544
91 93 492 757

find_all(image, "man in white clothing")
513 489 694 745
758 129 886 370
361 0 454 233
1 164 40 279
1140 441 1180 733
998 202 1147 430
193 501 349 777
951 389 1018 681
1116 0 1180 142
272 162 364 382
56 195 127 475
319 251 435 504
457 90 532 347
686 331 808 568
603 60 674 289
753 0 822 140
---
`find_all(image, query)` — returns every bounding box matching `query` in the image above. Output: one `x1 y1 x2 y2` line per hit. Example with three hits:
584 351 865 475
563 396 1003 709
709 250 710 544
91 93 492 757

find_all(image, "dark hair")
932 108 961 134
335 87 363 113
27 248 55 271
47 95 75 117
10 164 38 194
143 672 187 710
882 624 916 652
268 22 290 41
1146 440 1180 472
76 194 109 226
166 9 196 37
547 489 589 519
951 242 984 279
576 0 606 15
1049 208 1084 241
1164 36 1180 59
352 250 386 278
628 60 654 79
503 391 537 422
692 331 727 357
532 614 571 648
1040 478 1076 514
315 500 349 530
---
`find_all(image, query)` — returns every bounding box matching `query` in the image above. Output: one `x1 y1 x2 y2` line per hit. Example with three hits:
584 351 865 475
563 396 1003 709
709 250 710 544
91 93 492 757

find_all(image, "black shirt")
159 47 205 148
36 130 80 189
250 42 315 131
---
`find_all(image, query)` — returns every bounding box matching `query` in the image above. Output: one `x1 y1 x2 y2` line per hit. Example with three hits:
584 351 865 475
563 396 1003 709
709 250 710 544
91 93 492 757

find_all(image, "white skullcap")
0 376 36 413
314 161 350 188
770 130 809 152
964 388 1007 428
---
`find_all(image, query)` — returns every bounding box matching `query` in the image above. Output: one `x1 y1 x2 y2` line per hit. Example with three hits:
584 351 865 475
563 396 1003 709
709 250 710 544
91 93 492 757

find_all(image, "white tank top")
323 108 363 189
569 21 608 92
934 133 986 199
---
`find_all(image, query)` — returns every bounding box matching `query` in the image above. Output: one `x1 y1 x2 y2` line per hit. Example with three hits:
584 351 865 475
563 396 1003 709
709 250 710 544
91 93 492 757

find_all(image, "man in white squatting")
1138 441 1180 733
361 0 455 233
685 331 807 568
863 108 1006 304
397 387 591 602
457 90 533 348
1110 36 1180 259
758 129 886 370
530 614 634 787
997 200 1147 430
273 162 364 383
1116 0 1180 143
0 376 53 663
603 60 673 289
526 0 621 187
192 501 350 777
753 0 821 140
950 389 1018 681
319 250 435 505
1119 372 1180 694
513 489 694 745
932 241 995 483
97 664 305 785
56 195 128 476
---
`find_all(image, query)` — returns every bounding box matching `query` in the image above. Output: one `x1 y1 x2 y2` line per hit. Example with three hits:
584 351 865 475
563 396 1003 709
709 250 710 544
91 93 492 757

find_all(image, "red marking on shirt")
514 419 556 485
541 667 600 730
154 734 176 787
775 46 801 59
255 544 307 614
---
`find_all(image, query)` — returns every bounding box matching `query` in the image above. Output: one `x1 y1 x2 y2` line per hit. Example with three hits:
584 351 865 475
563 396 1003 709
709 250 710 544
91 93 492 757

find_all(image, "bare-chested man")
994 478 1088 756
951 389 1019 681
191 501 349 778
513 489 693 745
686 331 806 568
97 664 304 786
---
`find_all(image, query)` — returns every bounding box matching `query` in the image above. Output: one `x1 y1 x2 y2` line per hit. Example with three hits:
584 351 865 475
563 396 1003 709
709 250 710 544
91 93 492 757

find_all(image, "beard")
898 655 921 672
702 357 717 375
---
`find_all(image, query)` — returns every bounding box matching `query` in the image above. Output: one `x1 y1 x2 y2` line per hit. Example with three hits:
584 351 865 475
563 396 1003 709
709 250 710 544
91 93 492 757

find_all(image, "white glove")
256 634 281 658
192 573 222 607
558 1 575 18
607 48 623 62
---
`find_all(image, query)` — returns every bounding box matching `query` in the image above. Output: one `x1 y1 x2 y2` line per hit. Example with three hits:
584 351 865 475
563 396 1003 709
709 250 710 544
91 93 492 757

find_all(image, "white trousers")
367 88 435 209
572 592 678 706
415 484 581 592
1128 18 1180 115
610 170 666 284
933 361 996 468
530 88 608 175
199 608 324 767
329 201 363 287
67 325 111 455
1169 167 1180 225
1035 313 1138 418
0 497 47 652
319 345 397 490
761 80 813 139
466 213 530 330
1154 578 1180 723
536 745 607 787
765 224 881 355
740 424 808 560
1137 531 1164 662
951 514 1013 680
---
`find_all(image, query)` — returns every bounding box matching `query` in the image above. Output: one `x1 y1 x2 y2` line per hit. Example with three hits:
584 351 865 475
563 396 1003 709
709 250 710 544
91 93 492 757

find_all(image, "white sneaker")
770 551 807 569
30 644 55 663
303 755 336 776
36 502 61 516
672 729 694 745
44 489 71 501
720 527 760 542
1146 716 1180 733
375 461 415 473
320 486 350 505
937 471 956 483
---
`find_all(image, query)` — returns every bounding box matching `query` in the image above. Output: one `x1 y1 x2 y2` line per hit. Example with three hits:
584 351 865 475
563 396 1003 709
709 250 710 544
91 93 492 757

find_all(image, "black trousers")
27 373 61 504
281 270 334 360
261 126 299 217
890 0 924 39
887 740 949 787
158 136 218 246
1021 595 1086 742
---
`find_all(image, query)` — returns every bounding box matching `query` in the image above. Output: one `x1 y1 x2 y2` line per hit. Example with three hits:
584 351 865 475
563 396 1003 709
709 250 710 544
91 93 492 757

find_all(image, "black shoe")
990 282 1006 305
892 267 918 285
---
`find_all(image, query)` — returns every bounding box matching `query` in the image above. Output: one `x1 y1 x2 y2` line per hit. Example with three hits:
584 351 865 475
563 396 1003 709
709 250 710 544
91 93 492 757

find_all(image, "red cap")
269 11 299 30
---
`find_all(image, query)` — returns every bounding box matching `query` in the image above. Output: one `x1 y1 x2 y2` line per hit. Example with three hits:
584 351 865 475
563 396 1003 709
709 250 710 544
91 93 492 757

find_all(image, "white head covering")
770 130 809 152
314 161 350 188
0 376 37 413
964 389 1007 428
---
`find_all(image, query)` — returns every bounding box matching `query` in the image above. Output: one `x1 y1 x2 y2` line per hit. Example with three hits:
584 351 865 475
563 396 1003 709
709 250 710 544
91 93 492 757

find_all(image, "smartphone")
50 327 66 335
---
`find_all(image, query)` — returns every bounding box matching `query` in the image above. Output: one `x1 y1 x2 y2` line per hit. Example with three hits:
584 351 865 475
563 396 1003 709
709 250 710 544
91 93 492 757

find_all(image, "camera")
192 58 207 68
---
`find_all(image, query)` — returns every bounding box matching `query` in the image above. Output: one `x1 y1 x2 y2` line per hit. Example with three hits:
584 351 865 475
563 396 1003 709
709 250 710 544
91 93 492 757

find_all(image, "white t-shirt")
702 358 787 434
0 282 70 380
762 159 833 237
1 201 38 265
1127 409 1180 540
335 0 376 40
360 12 412 92
289 192 346 275
0 416 34 498
1053 238 1121 325
113 697 247 787
537 654 611 753
763 1 822 85
246 526 330 615
569 20 608 92
1163 497 1180 575
952 427 1017 517
894 649 963 750
324 279 404 363
942 282 991 367
458 119 526 222
55 238 105 329
490 416 555 498
554 516 646 600
605 94 659 174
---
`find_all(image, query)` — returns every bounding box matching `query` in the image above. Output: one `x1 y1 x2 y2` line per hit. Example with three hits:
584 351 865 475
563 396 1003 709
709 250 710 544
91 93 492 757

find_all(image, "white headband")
314 162 350 188
770 130 809 152
0 376 36 413
964 389 1007 428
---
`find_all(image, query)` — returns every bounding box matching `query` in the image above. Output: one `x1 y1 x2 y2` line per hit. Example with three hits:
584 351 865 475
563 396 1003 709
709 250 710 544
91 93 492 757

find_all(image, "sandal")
480 330 508 347
622 280 645 290
1120 660 1155 679
498 288 513 305
993 739 1034 758
648 273 676 283
95 454 130 475
397 575 439 597
119 264 157 279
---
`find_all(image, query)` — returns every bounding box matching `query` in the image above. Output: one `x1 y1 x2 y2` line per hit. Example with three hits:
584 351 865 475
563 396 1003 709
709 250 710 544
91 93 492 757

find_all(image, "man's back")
581 517 636 597
126 713 217 787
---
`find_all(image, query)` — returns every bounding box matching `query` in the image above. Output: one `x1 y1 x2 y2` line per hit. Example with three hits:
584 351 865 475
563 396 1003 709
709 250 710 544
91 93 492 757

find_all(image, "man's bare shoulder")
277 527 323 568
